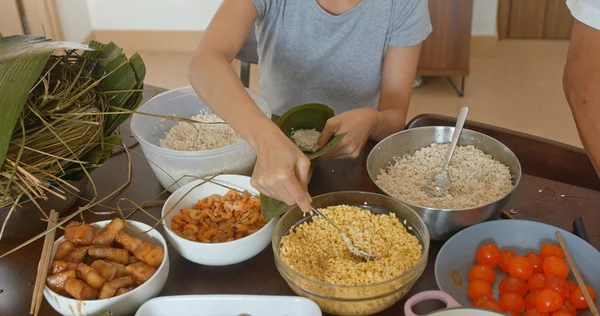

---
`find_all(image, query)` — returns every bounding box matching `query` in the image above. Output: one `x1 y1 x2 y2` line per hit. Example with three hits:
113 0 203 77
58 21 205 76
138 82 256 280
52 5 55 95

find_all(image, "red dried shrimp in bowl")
170 190 268 243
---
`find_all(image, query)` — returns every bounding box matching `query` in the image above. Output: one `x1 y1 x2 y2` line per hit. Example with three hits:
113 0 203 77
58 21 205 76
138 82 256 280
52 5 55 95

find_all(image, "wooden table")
1 102 599 315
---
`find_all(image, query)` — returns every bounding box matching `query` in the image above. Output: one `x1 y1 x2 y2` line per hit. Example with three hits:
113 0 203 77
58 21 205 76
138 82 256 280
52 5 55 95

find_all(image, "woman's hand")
317 108 379 159
250 128 313 212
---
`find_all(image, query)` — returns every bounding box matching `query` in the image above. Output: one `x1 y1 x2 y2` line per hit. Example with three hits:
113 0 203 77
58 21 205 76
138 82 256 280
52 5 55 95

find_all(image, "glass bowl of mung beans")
272 191 430 316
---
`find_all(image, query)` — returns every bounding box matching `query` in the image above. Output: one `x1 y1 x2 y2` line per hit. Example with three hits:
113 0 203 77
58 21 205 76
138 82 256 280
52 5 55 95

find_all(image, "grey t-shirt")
250 0 432 115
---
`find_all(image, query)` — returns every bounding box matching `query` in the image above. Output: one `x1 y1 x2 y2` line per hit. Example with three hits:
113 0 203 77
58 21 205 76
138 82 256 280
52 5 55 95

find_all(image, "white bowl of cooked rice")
366 126 522 241
131 86 271 193
162 174 277 266
273 191 430 316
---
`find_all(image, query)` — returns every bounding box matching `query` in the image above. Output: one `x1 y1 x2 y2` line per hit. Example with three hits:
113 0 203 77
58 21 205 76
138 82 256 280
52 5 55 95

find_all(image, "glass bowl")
272 191 430 315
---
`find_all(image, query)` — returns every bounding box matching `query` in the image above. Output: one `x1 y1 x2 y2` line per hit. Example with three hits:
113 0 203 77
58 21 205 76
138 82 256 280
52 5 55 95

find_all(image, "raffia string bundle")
0 35 146 212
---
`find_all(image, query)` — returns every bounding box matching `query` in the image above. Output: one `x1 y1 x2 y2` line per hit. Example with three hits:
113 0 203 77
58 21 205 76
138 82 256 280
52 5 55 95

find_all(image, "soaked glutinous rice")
375 143 513 209
159 111 241 151
291 128 321 152
279 205 422 286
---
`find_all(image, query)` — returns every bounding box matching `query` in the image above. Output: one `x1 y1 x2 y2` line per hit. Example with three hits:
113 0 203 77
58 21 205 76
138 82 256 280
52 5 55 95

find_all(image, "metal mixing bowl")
366 126 522 241
272 191 430 316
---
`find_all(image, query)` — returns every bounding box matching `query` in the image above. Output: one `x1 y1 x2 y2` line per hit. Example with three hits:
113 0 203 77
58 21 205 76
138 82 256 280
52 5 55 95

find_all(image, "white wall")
472 0 498 36
57 0 93 42
87 0 498 36
86 0 222 31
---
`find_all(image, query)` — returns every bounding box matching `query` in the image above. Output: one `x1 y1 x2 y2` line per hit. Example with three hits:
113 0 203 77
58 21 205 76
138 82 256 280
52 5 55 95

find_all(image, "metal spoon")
425 106 469 198
310 206 377 260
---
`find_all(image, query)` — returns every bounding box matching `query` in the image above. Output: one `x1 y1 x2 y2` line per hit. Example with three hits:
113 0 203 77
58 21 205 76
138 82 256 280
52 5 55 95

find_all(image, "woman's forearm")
371 92 410 141
188 51 280 150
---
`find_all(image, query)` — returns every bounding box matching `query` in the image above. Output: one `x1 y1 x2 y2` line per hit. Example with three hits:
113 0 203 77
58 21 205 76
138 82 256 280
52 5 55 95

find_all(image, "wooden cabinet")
417 0 473 78
498 0 574 39
0 0 24 36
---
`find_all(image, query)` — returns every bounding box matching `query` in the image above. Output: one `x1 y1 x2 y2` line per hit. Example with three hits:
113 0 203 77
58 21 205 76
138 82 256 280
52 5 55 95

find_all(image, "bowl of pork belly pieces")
43 218 169 316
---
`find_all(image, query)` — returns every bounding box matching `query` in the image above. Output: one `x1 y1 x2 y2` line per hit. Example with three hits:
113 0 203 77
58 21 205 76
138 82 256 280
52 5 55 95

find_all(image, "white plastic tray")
135 295 322 316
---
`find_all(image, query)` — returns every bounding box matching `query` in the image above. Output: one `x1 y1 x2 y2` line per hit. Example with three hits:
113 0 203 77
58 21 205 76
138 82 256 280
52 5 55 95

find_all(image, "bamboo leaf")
261 194 292 221
277 103 335 137
61 135 123 181
305 133 346 160
0 35 91 170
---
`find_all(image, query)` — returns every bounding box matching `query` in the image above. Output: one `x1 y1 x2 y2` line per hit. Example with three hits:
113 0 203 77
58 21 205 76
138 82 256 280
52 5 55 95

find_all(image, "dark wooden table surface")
1 98 599 316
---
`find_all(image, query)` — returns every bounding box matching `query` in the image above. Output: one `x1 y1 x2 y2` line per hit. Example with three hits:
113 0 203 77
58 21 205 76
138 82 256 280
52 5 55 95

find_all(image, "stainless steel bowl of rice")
366 126 522 241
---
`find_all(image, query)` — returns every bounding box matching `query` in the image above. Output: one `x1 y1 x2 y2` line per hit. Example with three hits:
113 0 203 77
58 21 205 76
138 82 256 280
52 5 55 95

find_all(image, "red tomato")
570 285 596 309
525 291 539 310
500 250 517 272
505 312 520 316
544 274 570 298
509 256 535 280
536 289 564 313
468 279 493 301
472 295 503 312
476 244 501 267
540 244 566 259
551 311 574 316
559 300 577 315
524 310 550 316
500 276 529 297
529 273 547 292
525 252 544 274
543 256 569 279
566 280 577 295
469 265 495 284
500 292 526 314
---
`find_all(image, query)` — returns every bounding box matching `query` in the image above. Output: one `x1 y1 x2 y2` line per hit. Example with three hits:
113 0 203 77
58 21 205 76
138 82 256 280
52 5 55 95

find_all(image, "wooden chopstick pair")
30 210 59 316
555 231 599 316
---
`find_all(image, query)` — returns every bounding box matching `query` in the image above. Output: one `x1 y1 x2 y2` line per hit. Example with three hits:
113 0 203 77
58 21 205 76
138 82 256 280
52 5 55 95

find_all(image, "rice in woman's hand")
375 143 513 209
291 129 321 152
159 112 241 151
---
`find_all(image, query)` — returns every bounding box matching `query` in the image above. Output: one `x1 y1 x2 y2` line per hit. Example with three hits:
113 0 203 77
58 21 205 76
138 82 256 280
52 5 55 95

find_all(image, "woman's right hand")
249 128 313 213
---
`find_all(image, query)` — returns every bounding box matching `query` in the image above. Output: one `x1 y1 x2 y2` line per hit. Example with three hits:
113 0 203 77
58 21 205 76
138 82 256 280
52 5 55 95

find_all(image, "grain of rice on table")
280 205 422 286
159 111 241 151
375 143 513 209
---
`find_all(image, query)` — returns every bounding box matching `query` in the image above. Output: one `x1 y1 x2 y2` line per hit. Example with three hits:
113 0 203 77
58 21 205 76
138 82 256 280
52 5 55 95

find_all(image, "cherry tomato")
543 256 569 279
544 274 570 298
566 280 577 295
473 295 503 312
509 255 535 280
525 252 544 274
500 250 517 272
551 311 574 316
524 310 550 316
469 264 495 284
500 276 529 297
525 291 539 310
476 243 501 267
536 289 564 313
505 311 520 316
529 273 547 292
570 285 596 309
468 279 493 301
500 292 526 314
559 300 577 315
540 243 566 259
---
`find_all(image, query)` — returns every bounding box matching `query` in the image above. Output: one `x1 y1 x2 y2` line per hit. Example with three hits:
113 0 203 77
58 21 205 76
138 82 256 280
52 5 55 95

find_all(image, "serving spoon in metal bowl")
310 206 377 261
425 106 469 198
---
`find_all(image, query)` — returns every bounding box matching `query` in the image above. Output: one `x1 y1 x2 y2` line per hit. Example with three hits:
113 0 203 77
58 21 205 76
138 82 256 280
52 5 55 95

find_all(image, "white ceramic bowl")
161 174 277 266
44 220 169 316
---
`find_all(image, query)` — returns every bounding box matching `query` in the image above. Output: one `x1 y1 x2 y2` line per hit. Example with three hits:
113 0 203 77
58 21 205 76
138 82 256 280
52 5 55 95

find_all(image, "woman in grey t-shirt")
189 0 432 211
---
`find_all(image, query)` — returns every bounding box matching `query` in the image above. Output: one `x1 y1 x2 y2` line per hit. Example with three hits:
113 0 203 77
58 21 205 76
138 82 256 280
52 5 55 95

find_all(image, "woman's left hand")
317 108 379 159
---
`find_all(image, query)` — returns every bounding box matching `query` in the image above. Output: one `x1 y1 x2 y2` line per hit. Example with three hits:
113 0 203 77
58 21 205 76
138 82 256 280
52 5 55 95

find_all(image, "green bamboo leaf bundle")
261 104 346 220
0 35 146 209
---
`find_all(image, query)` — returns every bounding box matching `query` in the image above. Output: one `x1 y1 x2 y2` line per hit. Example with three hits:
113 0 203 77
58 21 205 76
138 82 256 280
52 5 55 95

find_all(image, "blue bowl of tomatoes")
435 220 599 316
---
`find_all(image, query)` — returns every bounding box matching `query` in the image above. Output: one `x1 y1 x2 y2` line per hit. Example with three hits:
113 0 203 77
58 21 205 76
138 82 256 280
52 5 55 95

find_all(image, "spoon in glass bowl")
310 206 377 261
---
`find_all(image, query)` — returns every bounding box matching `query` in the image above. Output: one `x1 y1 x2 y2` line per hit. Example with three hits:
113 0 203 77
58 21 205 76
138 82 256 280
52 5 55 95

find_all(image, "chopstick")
30 210 59 316
555 231 599 316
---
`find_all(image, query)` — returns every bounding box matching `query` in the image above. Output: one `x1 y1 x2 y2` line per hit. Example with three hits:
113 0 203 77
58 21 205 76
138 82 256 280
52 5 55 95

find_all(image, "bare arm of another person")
319 44 422 159
188 0 312 210
563 20 600 176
